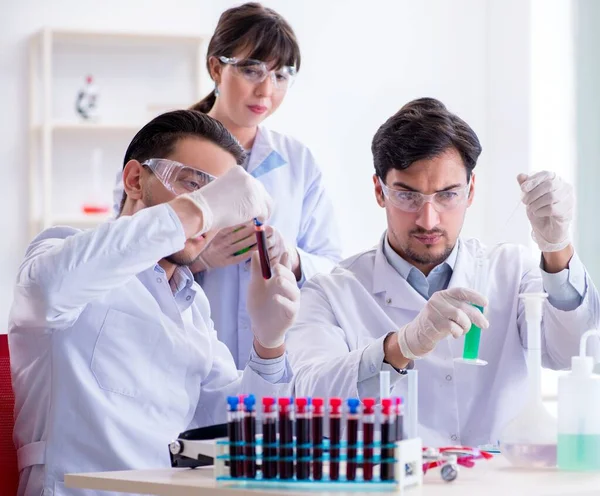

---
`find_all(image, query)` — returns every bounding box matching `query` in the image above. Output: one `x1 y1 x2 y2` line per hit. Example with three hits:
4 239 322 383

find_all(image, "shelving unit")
28 28 206 237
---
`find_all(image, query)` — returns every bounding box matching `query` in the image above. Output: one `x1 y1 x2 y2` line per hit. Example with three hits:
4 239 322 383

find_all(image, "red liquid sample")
329 397 342 481
278 398 294 479
312 398 324 480
254 221 272 279
262 397 278 479
295 398 311 480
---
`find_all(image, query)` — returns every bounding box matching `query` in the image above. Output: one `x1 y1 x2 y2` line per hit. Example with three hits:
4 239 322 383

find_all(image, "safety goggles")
142 158 216 196
219 56 297 90
378 177 471 213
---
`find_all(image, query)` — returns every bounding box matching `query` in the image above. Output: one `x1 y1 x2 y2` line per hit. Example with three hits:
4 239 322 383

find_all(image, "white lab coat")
198 127 342 366
9 204 293 496
287 236 600 447
112 126 342 367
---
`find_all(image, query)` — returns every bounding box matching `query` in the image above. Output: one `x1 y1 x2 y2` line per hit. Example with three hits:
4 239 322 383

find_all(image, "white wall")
0 0 552 329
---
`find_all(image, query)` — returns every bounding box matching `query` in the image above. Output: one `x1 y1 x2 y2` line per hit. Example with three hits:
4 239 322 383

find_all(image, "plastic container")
557 330 600 471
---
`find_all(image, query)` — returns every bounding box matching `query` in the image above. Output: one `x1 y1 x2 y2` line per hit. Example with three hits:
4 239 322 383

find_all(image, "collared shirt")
382 236 458 300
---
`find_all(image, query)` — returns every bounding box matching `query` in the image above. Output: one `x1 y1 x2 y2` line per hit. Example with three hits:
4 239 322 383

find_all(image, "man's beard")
402 228 454 266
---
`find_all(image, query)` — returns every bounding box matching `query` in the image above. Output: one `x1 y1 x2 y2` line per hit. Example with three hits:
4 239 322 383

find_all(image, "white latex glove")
517 171 574 252
184 166 273 235
247 251 300 349
193 222 256 271
263 225 301 274
397 287 489 360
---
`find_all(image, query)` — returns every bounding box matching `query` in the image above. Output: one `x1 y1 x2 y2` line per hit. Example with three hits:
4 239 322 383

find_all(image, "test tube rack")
213 434 423 490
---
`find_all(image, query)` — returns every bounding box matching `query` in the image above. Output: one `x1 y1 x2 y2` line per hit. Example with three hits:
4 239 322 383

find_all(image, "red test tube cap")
295 397 308 413
312 398 324 414
381 398 392 415
329 397 342 414
363 398 376 414
262 397 275 412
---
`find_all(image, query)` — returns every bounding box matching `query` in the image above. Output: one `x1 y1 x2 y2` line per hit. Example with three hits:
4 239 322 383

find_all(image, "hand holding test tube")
246 242 300 349
397 287 489 360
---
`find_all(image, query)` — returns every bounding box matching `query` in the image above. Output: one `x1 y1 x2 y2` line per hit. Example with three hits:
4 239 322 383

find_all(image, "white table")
65 457 600 495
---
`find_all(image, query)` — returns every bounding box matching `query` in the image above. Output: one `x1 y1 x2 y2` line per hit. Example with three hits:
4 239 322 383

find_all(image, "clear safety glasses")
142 158 216 196
219 56 297 90
378 177 471 213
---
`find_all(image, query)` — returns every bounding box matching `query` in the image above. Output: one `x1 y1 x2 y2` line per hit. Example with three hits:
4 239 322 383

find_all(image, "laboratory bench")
65 455 600 495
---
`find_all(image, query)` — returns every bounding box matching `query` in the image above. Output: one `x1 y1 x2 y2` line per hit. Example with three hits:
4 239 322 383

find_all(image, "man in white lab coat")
9 110 300 496
287 98 600 447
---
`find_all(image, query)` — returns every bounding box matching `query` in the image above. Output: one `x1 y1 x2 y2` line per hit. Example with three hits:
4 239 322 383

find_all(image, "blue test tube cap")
243 394 256 411
306 397 312 406
253 218 263 227
347 398 360 414
227 396 239 412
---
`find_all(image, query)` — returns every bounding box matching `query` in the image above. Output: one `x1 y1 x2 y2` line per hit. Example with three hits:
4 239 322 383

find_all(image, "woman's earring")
214 83 220 97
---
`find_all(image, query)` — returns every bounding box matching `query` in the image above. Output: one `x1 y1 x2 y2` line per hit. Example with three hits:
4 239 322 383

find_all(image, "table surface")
65 457 600 495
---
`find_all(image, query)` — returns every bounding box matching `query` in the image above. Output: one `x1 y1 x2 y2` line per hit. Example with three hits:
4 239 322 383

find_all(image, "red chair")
0 334 19 495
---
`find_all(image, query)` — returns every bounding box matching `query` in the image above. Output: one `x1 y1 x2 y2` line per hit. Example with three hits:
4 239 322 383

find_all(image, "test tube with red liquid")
227 396 243 478
380 398 395 481
295 398 311 480
243 395 256 478
262 397 277 479
312 398 324 480
362 398 376 481
278 397 294 479
329 397 342 481
346 398 360 481
253 219 272 279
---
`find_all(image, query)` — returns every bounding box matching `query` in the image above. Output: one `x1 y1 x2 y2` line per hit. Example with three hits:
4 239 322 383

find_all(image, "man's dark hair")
123 109 245 168
119 110 245 212
371 97 482 181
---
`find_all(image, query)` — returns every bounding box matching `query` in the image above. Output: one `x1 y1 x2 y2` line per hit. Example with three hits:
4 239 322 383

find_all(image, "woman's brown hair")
190 2 301 113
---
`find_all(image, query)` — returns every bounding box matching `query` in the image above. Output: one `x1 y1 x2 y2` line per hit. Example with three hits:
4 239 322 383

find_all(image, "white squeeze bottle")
557 330 600 471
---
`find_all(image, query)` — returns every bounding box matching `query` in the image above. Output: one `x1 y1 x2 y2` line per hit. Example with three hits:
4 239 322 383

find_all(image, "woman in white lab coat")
187 3 342 366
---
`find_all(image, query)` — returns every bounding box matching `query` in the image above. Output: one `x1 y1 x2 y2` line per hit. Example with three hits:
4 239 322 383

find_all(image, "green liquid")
558 434 600 471
233 246 252 256
232 226 254 256
463 304 484 360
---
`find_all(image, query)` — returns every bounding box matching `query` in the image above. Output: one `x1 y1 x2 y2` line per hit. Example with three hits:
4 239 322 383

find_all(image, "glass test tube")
362 398 376 481
278 397 294 479
329 397 342 481
346 398 360 481
380 398 395 481
262 397 278 479
227 396 243 478
394 397 404 441
295 398 312 480
254 219 272 279
312 398 324 480
243 395 257 478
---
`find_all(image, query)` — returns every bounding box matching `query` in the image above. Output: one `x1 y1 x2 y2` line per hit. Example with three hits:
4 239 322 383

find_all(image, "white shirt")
9 204 292 496
287 233 600 447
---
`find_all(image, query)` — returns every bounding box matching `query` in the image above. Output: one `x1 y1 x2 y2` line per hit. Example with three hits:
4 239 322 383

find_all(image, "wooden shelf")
28 27 204 237
39 28 205 47
50 214 112 228
32 122 144 132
